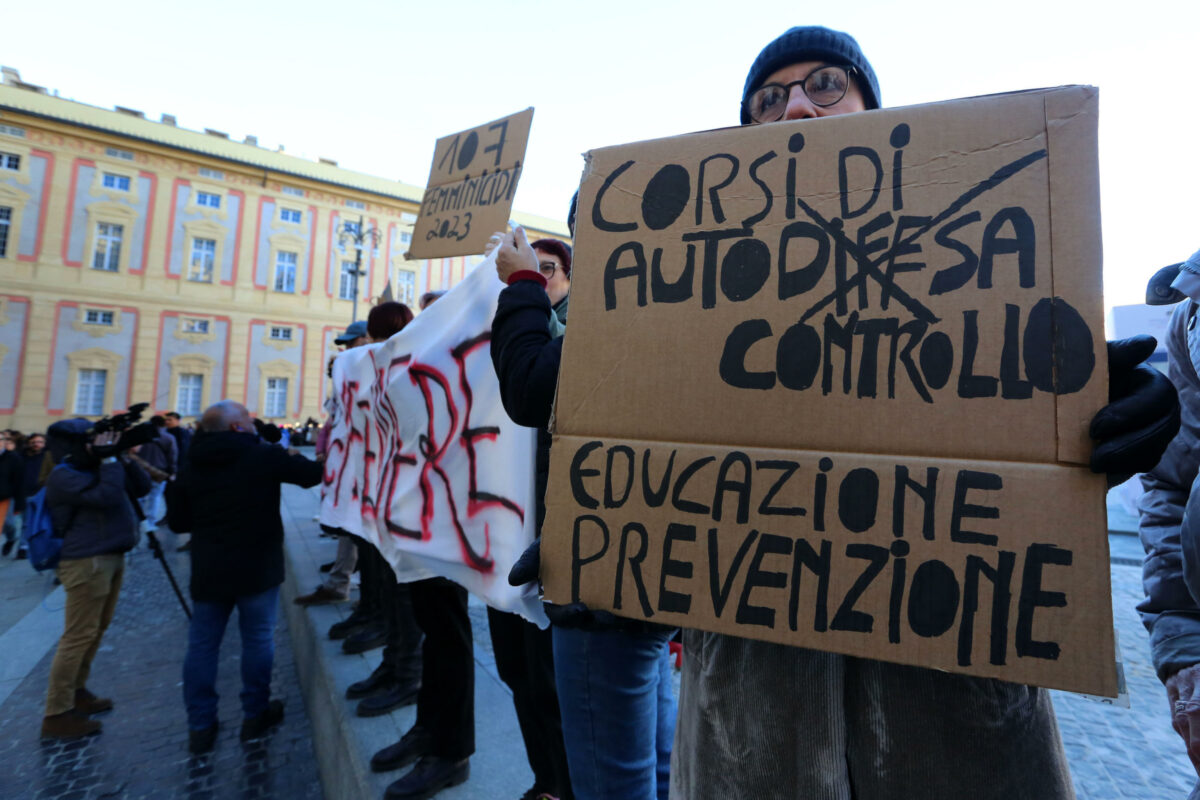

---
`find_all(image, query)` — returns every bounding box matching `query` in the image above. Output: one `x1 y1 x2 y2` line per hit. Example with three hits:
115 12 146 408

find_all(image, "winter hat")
741 26 881 123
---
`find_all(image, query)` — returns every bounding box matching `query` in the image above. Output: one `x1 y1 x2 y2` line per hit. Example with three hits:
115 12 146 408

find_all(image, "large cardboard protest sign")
408 108 534 259
320 255 547 626
542 87 1116 695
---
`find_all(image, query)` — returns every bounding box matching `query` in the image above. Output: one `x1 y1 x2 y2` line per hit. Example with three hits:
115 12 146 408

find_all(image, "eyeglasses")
744 65 857 123
538 261 560 278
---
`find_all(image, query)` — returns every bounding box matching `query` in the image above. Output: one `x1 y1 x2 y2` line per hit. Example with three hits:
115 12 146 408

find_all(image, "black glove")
1090 335 1181 486
508 537 541 586
508 537 618 628
254 418 282 444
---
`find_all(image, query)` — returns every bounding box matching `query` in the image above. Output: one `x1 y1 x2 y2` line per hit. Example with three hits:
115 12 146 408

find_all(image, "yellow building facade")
0 74 568 433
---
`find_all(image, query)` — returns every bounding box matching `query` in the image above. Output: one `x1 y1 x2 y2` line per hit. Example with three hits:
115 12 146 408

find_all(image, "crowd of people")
13 21 1200 800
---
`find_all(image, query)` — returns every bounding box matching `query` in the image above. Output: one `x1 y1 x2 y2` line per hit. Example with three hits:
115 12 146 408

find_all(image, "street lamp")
335 214 381 322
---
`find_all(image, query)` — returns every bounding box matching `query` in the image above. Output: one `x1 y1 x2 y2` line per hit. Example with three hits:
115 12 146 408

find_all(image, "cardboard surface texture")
542 87 1116 696
408 108 534 259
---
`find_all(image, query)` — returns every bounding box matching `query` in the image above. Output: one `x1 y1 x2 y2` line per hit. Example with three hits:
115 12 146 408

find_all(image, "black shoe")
371 726 432 773
15 549 27 560
240 699 284 741
328 612 377 641
342 623 388 654
1 540 13 557
346 662 395 700
356 681 419 717
319 560 335 573
188 724 218 754
385 756 469 799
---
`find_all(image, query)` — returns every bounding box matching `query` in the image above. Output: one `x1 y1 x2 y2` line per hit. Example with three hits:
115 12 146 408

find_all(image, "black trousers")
355 538 383 619
487 607 573 799
411 577 474 759
382 578 423 683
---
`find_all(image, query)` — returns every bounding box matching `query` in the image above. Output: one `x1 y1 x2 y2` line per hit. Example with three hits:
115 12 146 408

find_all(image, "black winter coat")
168 431 322 602
490 279 563 536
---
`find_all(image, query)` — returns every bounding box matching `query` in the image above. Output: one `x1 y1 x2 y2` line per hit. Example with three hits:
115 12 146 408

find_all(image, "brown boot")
41 711 102 739
75 688 114 714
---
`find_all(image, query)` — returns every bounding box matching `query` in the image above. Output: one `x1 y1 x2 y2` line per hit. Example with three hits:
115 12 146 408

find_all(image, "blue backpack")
20 487 61 571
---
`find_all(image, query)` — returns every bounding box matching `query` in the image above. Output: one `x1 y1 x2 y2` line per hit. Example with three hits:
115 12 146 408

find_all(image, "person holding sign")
1138 247 1200 789
655 25 1179 800
490 224 677 800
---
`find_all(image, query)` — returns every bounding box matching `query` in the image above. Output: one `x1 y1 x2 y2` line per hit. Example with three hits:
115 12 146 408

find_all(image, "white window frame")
280 207 302 224
0 206 10 259
105 147 134 161
196 191 221 209
339 260 358 301
176 373 204 417
0 152 19 171
74 368 108 416
198 167 224 180
183 318 210 334
101 173 131 191
269 326 293 341
345 199 365 210
84 309 115 325
92 222 123 271
188 237 216 282
396 269 416 306
281 185 304 197
273 251 297 293
264 376 288 417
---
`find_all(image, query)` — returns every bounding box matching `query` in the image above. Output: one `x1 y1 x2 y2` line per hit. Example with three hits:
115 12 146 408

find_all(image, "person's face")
0 434 10 451
28 435 45 453
164 416 179 429
536 248 571 306
757 61 867 123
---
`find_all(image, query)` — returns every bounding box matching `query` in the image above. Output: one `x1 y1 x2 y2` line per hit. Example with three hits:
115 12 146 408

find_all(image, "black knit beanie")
741 26 881 123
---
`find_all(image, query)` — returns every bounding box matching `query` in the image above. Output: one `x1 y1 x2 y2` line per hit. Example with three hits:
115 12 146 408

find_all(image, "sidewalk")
0 530 322 800
278 481 536 800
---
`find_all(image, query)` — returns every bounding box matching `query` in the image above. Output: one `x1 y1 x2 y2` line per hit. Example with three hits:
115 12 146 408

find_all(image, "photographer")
40 418 152 740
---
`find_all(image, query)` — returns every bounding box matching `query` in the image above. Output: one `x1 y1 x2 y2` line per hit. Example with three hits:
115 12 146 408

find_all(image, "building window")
84 309 115 325
264 377 288 417
0 152 19 171
400 231 412 245
105 147 134 161
177 373 203 416
0 124 25 138
198 167 224 180
269 326 292 341
345 199 365 210
183 318 210 333
273 251 297 293
280 208 302 224
281 186 304 197
339 260 358 301
0 207 9 258
196 191 221 209
74 368 108 415
396 270 416 306
102 173 131 191
188 237 216 282
92 222 123 271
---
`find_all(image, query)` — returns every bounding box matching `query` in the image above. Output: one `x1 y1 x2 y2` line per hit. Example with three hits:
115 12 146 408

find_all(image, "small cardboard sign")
542 87 1116 696
408 108 534 259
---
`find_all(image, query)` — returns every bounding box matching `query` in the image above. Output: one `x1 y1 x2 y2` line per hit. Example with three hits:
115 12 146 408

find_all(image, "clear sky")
4 0 1197 311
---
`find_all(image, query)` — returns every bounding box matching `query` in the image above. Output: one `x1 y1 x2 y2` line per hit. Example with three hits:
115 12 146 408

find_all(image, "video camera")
87 402 158 458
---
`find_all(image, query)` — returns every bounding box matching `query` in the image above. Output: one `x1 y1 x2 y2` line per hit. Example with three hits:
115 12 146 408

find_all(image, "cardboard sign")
542 87 1116 695
408 108 534 259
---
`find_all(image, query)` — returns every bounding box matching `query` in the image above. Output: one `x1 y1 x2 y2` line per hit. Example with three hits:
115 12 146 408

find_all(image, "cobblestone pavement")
0 534 323 800
1051 554 1197 799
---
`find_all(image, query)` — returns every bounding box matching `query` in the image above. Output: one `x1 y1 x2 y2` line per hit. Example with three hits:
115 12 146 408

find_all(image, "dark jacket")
491 279 564 536
0 450 20 507
139 429 177 478
167 425 193 463
47 458 152 559
169 431 321 603
23 449 46 498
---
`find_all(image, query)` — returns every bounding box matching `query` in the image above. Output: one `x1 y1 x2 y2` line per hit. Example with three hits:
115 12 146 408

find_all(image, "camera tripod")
143 527 192 619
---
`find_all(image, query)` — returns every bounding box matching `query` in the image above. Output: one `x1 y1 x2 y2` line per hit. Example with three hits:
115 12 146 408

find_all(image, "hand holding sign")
1168 662 1200 776
491 226 539 283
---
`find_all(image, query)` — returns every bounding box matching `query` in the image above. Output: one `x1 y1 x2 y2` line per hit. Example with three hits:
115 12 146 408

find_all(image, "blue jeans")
553 626 676 800
182 585 279 730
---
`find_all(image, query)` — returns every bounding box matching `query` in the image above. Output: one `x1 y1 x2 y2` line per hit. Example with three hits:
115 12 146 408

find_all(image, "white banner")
320 253 547 627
